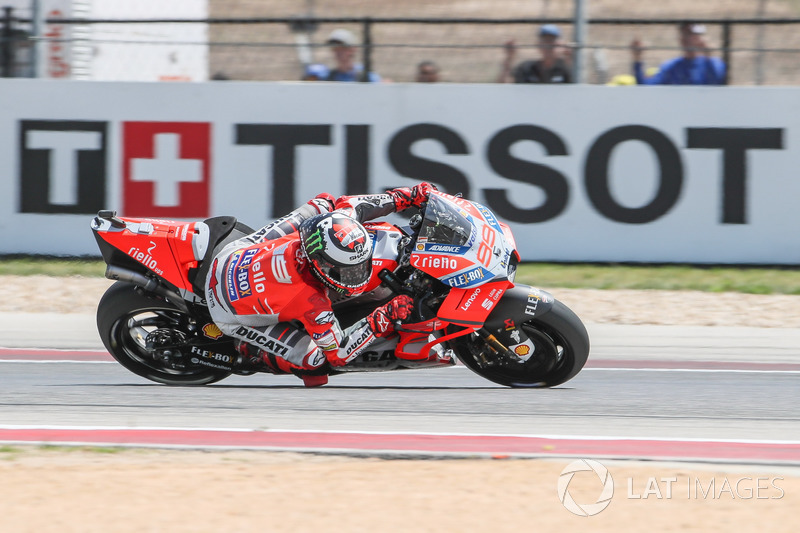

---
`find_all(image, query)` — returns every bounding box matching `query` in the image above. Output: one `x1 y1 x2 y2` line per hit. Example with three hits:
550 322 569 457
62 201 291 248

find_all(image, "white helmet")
299 212 373 297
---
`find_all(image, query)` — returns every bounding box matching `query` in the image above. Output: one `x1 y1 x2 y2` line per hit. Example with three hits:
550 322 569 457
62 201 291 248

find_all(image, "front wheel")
97 281 231 385
451 300 590 387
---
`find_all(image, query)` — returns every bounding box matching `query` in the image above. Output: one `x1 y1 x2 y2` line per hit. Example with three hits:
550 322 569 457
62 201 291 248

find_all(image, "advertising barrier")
0 79 795 263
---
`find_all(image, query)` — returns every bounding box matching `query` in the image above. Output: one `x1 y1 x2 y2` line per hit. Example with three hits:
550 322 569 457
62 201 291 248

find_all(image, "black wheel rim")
110 308 210 378
453 321 574 387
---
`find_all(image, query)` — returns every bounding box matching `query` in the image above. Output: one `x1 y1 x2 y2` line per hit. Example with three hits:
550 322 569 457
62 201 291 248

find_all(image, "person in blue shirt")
325 28 381 83
301 63 329 81
631 22 726 85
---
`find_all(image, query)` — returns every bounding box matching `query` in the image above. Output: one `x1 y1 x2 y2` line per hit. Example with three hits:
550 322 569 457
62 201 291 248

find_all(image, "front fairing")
411 192 515 288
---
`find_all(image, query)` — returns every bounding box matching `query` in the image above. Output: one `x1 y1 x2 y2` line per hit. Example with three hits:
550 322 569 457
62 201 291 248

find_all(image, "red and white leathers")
205 183 434 384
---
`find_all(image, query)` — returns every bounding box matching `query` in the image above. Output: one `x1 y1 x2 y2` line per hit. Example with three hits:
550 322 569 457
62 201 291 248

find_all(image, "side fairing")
92 216 209 291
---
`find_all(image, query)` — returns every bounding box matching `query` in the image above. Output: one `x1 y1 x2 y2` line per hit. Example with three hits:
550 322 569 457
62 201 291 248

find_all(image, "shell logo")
202 323 224 340
514 345 530 356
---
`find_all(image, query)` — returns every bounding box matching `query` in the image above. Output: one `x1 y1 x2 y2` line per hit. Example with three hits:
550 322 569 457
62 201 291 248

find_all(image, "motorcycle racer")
205 182 436 387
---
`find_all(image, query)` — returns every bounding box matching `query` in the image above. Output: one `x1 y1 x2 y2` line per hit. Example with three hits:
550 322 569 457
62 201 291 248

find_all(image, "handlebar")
377 268 407 295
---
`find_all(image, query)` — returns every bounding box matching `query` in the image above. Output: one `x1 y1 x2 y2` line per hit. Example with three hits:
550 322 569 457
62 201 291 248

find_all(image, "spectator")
325 28 381 82
498 24 572 84
630 22 726 85
415 60 440 82
302 63 330 81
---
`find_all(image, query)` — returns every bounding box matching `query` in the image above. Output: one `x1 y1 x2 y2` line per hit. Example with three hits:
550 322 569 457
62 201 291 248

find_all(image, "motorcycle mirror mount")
95 210 126 229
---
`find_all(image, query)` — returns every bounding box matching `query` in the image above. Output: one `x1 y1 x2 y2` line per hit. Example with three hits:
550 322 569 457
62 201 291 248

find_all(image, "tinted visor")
315 256 372 292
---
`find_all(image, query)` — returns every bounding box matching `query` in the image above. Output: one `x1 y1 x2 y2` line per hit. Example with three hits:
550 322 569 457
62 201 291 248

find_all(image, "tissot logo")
19 120 107 214
123 121 211 218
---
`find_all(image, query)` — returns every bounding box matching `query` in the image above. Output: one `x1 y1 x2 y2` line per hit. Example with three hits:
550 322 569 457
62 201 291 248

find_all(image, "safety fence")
3 11 800 84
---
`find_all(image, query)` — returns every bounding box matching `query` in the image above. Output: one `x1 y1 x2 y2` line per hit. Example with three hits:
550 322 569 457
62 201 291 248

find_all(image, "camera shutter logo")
557 459 614 516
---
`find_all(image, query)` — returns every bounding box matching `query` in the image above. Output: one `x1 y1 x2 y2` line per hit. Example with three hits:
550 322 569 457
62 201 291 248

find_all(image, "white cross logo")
130 133 203 207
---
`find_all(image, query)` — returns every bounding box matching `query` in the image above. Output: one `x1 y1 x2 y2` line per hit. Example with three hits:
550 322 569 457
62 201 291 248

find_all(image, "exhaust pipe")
105 265 189 313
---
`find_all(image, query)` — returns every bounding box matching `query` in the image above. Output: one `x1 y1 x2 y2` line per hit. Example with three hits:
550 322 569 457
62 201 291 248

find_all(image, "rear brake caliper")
145 329 188 369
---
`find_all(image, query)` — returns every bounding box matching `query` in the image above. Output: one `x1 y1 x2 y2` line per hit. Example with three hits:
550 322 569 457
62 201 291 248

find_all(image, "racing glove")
307 192 336 214
366 295 415 338
387 182 437 211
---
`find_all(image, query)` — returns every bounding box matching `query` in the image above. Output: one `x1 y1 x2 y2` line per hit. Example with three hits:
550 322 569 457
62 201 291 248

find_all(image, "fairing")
411 192 515 288
91 214 209 292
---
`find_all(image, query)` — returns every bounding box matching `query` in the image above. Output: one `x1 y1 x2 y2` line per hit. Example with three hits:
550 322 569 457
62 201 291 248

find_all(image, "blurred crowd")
237 22 726 86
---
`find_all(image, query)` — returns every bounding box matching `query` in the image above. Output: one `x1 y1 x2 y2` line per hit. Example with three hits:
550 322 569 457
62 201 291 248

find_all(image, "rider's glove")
308 192 336 214
367 295 414 338
387 182 437 211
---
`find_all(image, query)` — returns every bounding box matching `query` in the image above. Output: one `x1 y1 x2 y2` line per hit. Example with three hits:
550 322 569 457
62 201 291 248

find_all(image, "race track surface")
1 314 799 464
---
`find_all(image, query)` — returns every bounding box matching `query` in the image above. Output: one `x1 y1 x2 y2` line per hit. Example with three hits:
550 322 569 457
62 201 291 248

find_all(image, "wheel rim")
453 322 574 387
110 308 210 378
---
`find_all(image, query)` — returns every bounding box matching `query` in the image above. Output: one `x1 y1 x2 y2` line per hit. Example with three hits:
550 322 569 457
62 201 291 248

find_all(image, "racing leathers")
205 183 434 386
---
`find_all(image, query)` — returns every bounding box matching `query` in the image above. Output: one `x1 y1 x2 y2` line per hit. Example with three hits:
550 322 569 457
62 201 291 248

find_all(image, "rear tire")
452 300 590 388
97 282 231 385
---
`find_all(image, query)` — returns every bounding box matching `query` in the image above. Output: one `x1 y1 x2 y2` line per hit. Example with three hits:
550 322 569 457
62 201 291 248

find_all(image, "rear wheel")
451 300 590 387
97 282 231 385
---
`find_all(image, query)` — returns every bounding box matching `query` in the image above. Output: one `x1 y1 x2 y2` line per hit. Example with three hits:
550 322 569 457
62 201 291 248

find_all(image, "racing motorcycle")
91 190 590 388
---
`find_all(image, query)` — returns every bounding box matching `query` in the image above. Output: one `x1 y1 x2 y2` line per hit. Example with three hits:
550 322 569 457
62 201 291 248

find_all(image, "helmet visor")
315 256 372 293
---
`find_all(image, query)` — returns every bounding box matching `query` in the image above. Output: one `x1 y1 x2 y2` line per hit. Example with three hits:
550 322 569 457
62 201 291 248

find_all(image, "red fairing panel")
436 280 512 327
96 218 201 290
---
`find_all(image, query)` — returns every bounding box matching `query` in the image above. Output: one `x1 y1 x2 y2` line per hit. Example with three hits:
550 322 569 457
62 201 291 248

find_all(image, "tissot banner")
0 79 795 263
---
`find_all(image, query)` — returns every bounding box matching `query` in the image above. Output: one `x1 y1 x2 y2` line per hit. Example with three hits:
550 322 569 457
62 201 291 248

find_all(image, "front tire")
97 282 231 385
452 300 590 387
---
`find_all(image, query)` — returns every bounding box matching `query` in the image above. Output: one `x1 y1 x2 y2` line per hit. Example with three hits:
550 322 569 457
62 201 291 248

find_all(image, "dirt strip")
3 275 800 328
0 448 796 533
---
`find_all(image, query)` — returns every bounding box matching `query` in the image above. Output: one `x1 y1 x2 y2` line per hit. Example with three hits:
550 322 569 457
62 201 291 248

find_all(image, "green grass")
37 444 126 454
1 256 798 295
0 257 106 277
515 263 800 295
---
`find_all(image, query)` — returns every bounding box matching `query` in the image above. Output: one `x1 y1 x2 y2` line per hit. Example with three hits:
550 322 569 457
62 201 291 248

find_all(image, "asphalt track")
1 312 799 464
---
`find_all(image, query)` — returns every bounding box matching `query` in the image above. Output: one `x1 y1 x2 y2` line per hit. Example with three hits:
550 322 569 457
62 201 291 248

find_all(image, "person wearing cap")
498 24 572 84
324 28 381 82
630 22 726 85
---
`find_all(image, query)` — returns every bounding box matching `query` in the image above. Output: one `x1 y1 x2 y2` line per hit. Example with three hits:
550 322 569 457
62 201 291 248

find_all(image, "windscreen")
418 195 472 246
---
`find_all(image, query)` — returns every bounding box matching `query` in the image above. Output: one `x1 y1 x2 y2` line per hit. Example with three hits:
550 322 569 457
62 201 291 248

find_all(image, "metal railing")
3 11 800 84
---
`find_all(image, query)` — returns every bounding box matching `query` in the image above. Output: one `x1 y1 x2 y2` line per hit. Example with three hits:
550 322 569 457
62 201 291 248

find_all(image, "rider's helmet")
298 212 373 297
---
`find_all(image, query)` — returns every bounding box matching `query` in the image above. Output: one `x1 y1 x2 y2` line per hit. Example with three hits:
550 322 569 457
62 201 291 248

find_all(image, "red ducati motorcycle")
92 191 589 387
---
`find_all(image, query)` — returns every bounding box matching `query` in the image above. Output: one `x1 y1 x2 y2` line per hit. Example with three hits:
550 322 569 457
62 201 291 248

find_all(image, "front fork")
480 284 556 362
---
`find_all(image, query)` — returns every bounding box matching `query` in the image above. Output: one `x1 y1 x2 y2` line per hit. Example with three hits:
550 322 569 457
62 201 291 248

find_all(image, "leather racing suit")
205 184 433 385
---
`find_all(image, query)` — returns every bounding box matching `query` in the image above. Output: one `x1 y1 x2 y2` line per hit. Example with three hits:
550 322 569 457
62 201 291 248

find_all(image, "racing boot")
234 340 265 370
300 374 329 387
